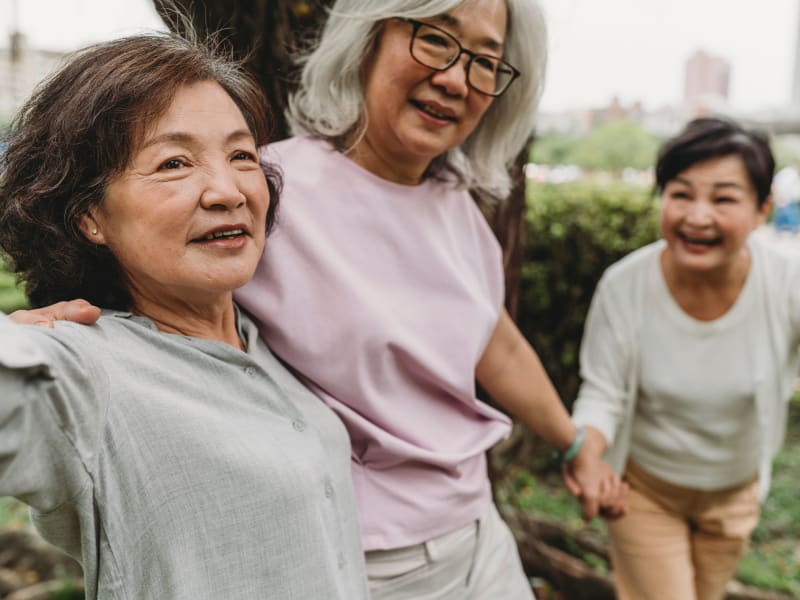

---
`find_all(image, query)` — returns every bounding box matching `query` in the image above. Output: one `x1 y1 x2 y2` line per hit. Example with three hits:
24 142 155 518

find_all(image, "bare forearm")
476 311 577 451
495 346 574 449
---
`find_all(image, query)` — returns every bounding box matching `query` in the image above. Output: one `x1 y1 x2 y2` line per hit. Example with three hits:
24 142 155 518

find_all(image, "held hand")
562 427 628 521
595 463 628 520
9 299 101 328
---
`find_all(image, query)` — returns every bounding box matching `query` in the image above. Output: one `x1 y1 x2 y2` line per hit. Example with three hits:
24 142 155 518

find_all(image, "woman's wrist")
560 426 586 464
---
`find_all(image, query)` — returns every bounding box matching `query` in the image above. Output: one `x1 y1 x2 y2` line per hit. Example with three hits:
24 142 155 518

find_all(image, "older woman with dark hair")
572 117 798 600
0 33 368 600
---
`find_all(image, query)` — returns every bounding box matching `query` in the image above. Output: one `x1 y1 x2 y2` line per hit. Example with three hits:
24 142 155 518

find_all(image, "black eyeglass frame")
398 17 521 97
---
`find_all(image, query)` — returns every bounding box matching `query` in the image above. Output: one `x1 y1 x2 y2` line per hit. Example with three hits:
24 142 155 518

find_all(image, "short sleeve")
466 199 505 315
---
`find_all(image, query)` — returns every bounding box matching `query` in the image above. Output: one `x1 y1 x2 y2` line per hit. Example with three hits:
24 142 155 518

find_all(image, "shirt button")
292 419 306 432
324 481 334 499
244 366 256 376
337 553 346 569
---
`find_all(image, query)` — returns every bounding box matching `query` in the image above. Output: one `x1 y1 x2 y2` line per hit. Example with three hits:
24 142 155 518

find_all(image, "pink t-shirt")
236 136 511 550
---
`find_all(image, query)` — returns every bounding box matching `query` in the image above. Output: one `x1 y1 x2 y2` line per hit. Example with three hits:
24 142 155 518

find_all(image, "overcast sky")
1 0 798 113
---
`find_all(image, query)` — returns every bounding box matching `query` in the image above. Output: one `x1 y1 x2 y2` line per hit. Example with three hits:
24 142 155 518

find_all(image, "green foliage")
529 134 580 166
519 181 660 406
736 397 800 594
0 496 29 528
737 542 800 596
530 120 662 172
0 261 27 313
500 467 606 534
47 575 85 600
572 120 662 172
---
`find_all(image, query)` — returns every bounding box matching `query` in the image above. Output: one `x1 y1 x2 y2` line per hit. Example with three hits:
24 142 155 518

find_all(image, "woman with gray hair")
18 1 626 597
0 33 369 600
239 1 627 597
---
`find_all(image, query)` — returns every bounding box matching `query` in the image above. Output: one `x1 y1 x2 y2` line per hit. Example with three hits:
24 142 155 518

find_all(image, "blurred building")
536 97 684 138
0 32 66 121
746 1 800 134
588 96 644 128
683 50 730 115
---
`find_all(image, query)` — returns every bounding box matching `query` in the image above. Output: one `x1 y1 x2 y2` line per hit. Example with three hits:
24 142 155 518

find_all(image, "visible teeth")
420 104 450 119
681 234 718 246
202 229 244 241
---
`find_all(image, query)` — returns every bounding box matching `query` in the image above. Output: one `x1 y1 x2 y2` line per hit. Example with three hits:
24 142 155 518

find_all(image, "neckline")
106 304 254 353
653 241 757 330
313 137 451 193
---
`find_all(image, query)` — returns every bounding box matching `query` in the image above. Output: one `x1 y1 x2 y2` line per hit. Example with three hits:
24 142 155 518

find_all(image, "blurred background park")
0 1 799 598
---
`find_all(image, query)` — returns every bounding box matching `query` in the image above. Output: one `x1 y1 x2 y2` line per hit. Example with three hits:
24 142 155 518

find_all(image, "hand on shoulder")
10 300 101 327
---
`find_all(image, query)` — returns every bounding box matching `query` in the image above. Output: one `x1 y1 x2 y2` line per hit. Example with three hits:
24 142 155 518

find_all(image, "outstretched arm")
0 313 86 509
9 299 101 327
476 309 626 520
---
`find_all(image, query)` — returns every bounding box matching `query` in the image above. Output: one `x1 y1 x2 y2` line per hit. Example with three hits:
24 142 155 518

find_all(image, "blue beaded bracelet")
561 426 585 464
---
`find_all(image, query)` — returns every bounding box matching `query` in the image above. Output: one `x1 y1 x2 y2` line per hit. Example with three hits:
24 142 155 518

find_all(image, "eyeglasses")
399 18 520 97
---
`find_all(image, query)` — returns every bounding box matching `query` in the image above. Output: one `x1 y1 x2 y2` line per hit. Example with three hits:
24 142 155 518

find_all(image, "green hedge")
0 263 26 313
518 181 660 409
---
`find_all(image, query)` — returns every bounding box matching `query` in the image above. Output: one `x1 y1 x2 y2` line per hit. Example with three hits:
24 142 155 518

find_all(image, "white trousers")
365 502 535 600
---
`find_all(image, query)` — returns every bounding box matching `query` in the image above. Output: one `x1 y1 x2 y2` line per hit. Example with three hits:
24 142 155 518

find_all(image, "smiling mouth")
193 228 247 243
410 100 457 122
679 232 721 246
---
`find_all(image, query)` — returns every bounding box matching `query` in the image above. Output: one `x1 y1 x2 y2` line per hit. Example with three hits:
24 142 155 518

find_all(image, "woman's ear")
757 196 772 226
76 213 106 244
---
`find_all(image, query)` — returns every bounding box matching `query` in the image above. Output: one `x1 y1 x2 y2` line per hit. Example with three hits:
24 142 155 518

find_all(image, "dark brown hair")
0 32 281 309
655 117 774 207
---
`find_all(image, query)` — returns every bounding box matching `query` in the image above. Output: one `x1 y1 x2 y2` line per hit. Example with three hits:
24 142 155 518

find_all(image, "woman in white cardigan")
572 117 800 600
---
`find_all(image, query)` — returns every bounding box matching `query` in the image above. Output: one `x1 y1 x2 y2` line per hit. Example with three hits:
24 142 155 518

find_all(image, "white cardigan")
572 238 800 499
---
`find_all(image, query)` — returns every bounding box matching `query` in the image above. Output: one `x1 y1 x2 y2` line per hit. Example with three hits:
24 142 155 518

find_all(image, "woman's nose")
686 200 714 224
200 166 246 210
430 56 470 97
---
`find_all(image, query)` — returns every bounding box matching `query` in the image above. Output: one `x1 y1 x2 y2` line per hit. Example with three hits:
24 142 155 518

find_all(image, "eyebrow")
433 13 504 53
141 128 254 150
672 176 747 191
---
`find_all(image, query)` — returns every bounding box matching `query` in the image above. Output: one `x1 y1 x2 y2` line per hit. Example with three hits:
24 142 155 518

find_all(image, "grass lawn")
501 396 800 597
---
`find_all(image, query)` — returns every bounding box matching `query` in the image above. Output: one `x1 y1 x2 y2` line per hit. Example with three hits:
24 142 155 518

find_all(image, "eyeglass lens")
411 22 515 95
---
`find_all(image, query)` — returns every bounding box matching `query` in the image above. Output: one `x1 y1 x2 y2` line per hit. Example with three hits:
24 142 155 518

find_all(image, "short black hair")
655 117 774 207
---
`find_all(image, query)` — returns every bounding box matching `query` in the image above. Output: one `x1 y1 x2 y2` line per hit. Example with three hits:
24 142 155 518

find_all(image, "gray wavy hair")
288 0 547 197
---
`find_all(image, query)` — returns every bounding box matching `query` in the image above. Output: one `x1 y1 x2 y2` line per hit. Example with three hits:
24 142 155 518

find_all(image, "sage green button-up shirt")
0 309 368 600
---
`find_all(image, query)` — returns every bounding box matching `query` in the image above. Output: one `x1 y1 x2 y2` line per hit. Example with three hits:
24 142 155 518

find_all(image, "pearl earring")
92 228 97 235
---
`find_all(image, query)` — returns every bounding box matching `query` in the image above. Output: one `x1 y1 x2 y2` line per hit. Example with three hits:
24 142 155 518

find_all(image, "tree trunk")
153 0 333 142
477 141 530 319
